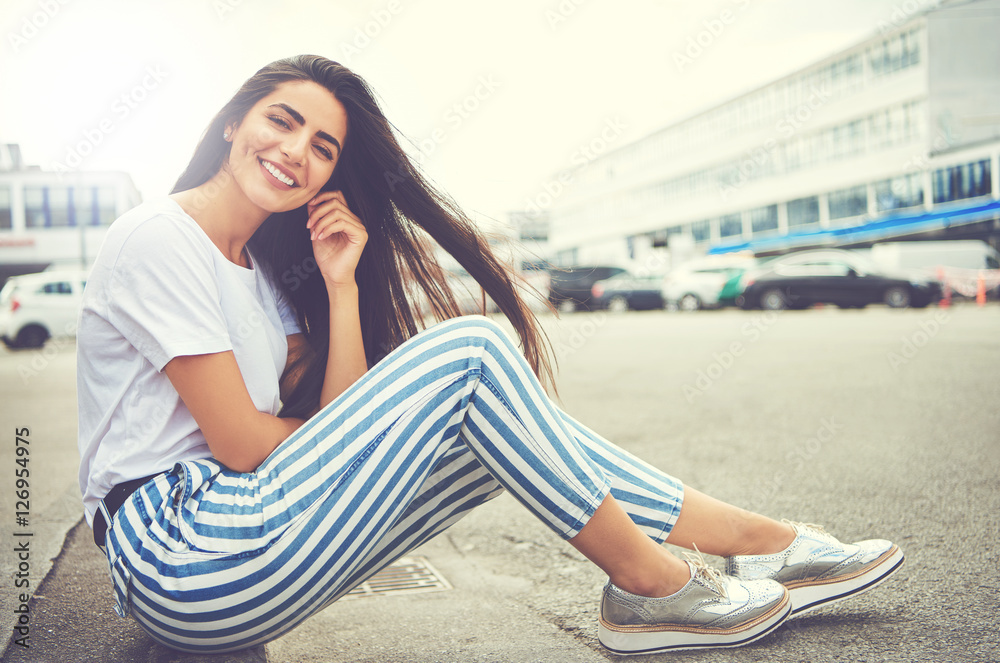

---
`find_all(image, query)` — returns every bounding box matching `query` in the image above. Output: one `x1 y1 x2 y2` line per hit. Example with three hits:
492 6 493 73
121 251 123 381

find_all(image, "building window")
869 28 921 78
691 219 711 243
828 185 868 220
517 213 549 242
74 187 94 227
22 185 119 228
93 187 116 225
0 187 11 230
24 186 73 227
875 173 924 212
649 228 669 248
47 186 72 227
719 213 742 239
555 248 578 267
933 159 992 204
24 186 47 228
749 205 778 235
787 196 820 227
900 28 921 68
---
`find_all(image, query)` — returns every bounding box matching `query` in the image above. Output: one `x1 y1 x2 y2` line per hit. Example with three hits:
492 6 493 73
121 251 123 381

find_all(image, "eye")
268 115 291 129
315 144 333 160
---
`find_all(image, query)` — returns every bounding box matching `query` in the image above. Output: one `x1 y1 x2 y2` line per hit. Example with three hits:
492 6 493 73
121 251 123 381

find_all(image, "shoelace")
682 544 728 598
782 519 840 545
782 518 829 535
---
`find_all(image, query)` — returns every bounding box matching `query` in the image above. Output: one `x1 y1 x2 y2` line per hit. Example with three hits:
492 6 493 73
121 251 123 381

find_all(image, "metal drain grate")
344 556 452 599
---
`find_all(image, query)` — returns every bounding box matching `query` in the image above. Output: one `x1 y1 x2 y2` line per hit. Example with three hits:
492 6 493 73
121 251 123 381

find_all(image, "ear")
223 116 243 140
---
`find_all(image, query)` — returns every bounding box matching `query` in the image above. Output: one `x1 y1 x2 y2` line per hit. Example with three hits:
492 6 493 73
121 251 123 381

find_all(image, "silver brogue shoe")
725 521 904 617
598 552 790 655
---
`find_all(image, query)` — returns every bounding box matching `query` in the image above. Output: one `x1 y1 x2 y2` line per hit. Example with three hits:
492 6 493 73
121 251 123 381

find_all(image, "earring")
223 131 230 140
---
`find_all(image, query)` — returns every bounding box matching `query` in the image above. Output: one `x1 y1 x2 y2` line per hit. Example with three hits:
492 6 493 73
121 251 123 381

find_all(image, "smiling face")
225 80 348 214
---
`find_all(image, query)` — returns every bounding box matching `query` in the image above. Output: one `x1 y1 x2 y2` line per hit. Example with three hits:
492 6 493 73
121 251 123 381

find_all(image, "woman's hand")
306 191 367 288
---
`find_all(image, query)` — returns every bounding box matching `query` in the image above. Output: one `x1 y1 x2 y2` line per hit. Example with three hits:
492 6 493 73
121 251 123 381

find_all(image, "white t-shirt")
77 197 302 525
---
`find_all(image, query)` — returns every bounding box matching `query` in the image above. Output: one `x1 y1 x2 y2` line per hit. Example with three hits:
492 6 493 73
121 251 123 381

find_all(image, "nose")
280 130 309 166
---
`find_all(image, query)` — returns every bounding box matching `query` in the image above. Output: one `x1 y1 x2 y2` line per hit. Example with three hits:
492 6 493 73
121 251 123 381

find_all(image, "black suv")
547 266 627 312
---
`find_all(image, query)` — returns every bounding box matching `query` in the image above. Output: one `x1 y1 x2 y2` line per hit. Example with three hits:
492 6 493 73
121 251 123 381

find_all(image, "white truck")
868 240 1000 299
869 240 1000 272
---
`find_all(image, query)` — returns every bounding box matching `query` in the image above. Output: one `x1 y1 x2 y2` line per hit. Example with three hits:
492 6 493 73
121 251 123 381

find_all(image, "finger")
307 197 360 230
308 207 363 236
308 189 345 204
313 224 366 245
311 218 368 243
307 190 349 213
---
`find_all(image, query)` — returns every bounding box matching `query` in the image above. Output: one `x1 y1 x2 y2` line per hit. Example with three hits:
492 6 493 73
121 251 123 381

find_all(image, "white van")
0 270 88 349
869 240 1000 275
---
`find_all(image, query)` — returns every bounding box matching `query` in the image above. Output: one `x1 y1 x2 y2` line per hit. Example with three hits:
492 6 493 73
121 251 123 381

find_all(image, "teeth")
262 159 295 186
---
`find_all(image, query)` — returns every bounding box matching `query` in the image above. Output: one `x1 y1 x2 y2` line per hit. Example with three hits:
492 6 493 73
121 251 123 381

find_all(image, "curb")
1 519 268 663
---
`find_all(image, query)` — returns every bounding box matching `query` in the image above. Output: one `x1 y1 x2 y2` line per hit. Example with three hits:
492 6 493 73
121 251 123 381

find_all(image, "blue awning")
707 198 1000 255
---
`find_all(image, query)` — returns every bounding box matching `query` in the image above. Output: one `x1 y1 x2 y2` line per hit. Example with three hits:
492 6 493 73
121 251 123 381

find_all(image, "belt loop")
96 499 114 550
93 473 163 549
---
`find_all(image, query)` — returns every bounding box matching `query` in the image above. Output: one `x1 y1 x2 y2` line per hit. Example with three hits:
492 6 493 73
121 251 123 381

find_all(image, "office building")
537 0 1000 267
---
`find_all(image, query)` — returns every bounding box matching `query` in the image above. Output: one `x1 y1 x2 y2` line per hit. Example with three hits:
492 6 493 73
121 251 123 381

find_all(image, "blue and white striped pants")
104 315 685 653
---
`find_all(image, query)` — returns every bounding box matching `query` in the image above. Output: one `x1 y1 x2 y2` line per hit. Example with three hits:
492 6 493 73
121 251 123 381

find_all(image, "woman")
76 55 903 656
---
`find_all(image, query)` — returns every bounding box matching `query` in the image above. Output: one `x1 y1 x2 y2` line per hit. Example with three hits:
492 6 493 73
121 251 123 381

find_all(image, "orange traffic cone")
976 271 986 307
938 267 951 308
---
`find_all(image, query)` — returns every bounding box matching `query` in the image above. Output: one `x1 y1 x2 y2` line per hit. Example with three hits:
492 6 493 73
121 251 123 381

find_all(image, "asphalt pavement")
1 304 998 663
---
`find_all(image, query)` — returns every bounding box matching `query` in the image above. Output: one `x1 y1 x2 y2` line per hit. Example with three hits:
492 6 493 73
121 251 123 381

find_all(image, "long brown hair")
172 55 554 418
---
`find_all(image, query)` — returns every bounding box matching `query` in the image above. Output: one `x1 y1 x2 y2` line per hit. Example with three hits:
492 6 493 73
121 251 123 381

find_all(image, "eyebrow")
268 103 342 154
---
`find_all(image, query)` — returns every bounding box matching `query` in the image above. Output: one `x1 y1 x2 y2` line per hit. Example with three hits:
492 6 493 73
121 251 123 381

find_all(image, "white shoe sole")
787 544 905 617
597 591 791 655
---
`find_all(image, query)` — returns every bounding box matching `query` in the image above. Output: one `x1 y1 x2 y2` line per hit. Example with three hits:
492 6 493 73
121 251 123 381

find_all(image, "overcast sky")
1 0 924 227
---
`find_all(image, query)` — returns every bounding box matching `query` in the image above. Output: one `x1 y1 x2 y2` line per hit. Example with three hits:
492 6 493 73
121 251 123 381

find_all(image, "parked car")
663 255 757 311
737 249 939 310
591 274 667 312
547 266 627 312
0 270 88 349
717 270 750 308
